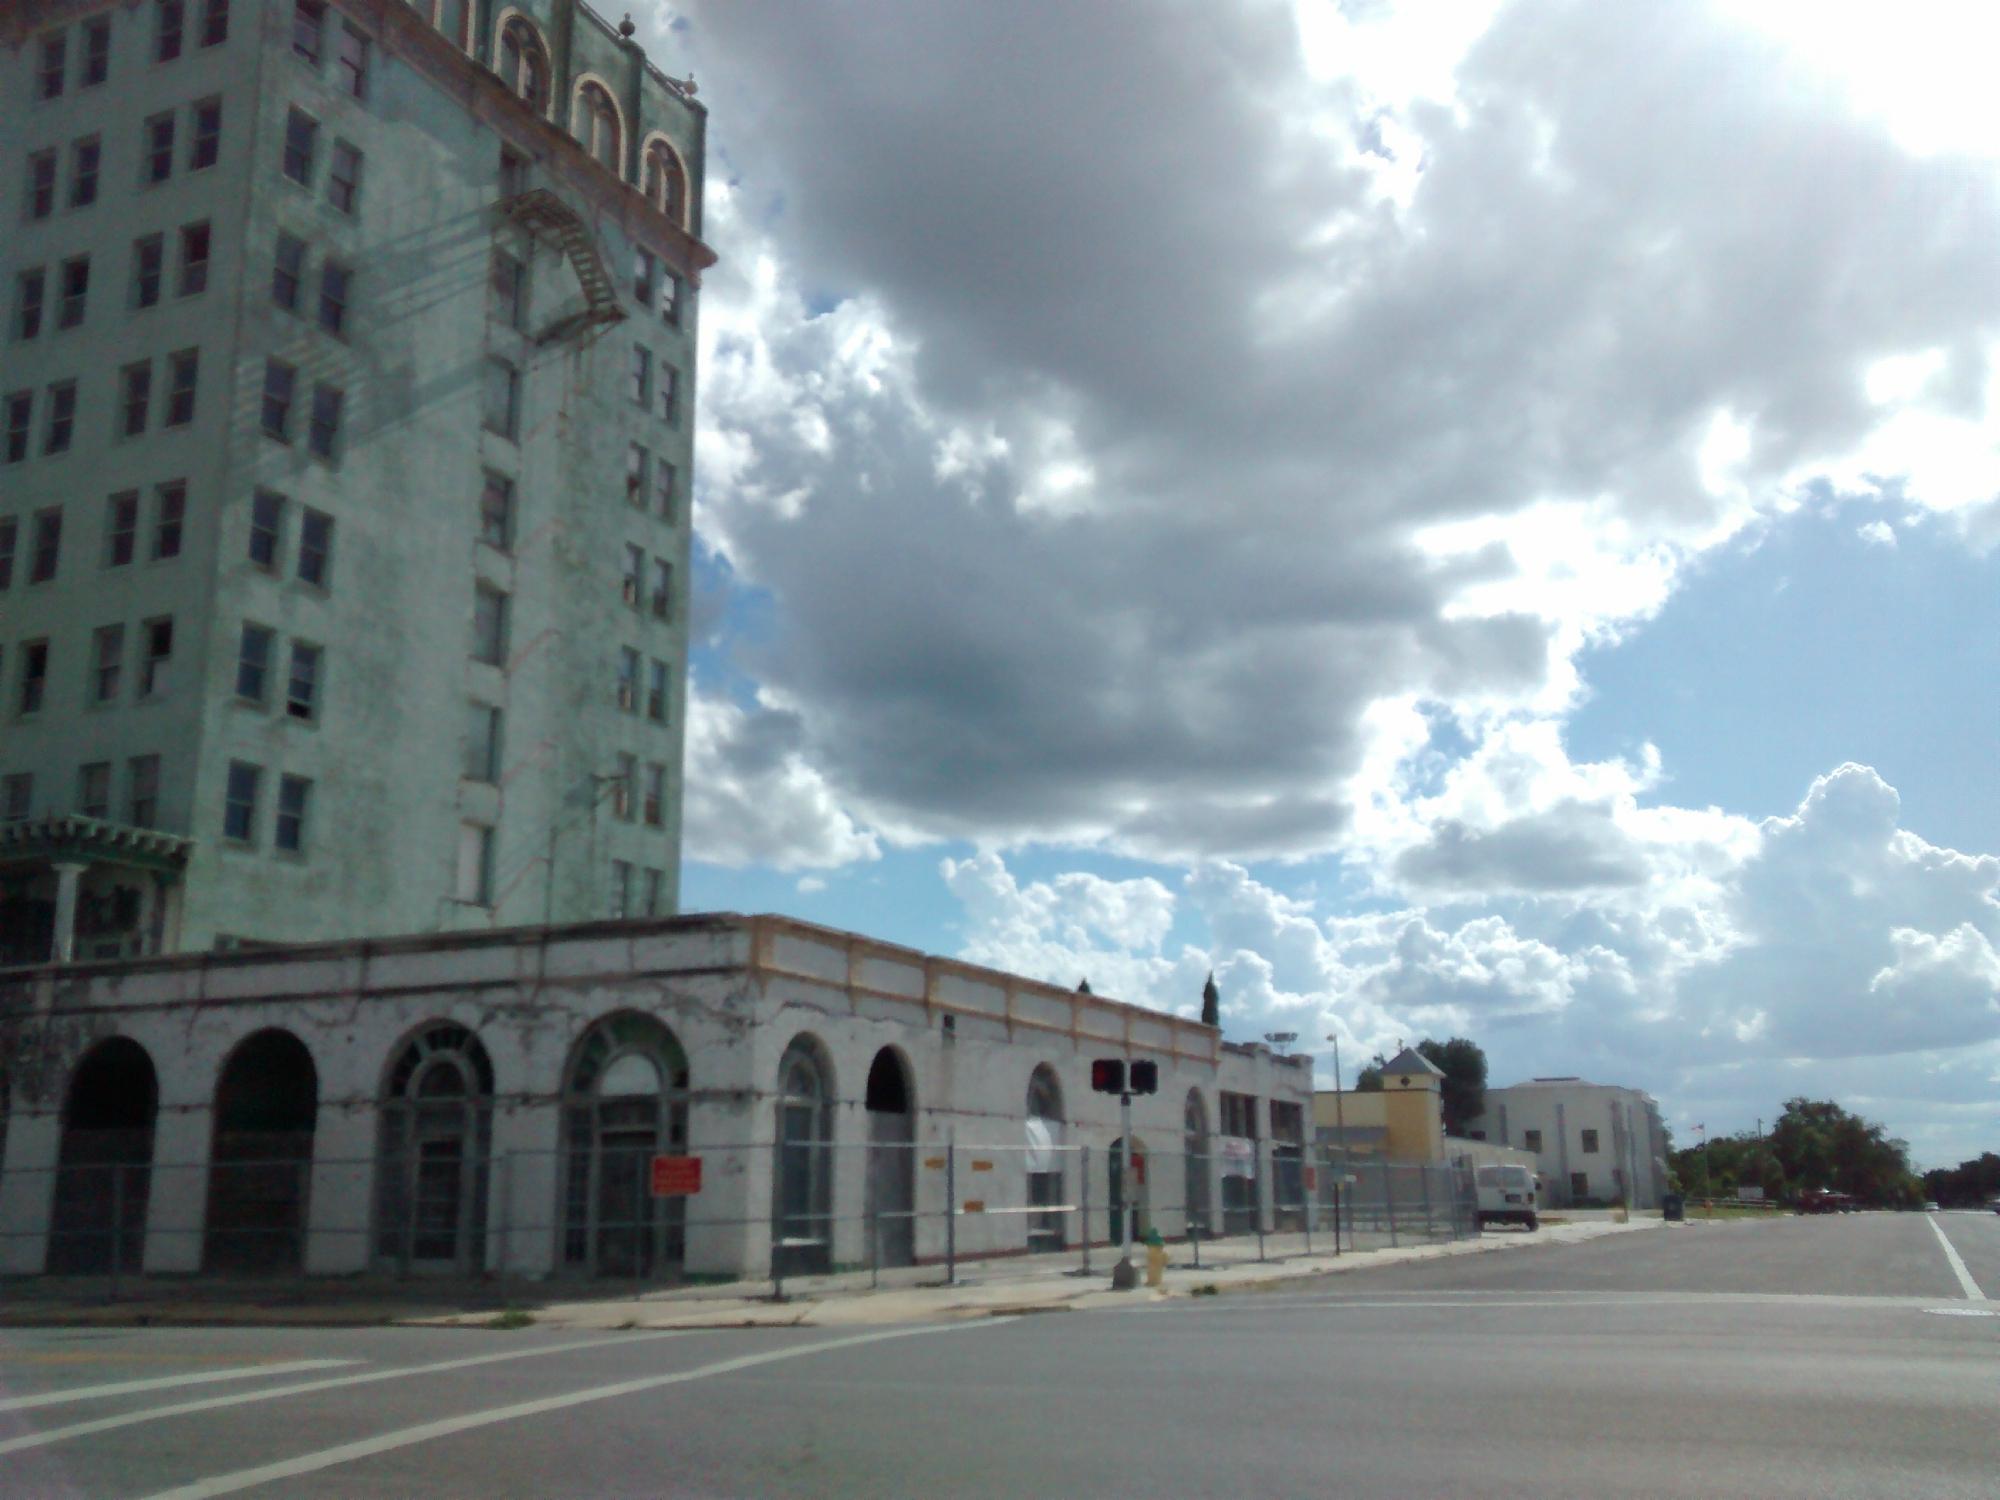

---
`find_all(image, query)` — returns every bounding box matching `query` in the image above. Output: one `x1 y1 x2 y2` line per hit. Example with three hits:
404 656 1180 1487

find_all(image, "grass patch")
485 1308 536 1330
1190 1284 1219 1297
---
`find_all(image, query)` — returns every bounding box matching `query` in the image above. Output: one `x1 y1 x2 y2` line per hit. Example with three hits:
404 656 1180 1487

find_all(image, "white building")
1463 1077 1669 1209
0 912 1311 1280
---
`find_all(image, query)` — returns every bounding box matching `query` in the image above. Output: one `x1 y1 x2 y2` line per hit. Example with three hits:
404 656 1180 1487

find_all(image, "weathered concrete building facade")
0 914 1314 1280
1 0 711 963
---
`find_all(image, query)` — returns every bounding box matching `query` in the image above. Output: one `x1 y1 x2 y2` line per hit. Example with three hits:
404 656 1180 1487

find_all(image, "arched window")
773 1036 835 1277
206 1029 318 1273
574 81 621 173
375 1023 494 1273
1026 1064 1065 1252
497 17 548 113
560 1012 688 1277
643 138 687 225
864 1047 915 1269
49 1037 158 1273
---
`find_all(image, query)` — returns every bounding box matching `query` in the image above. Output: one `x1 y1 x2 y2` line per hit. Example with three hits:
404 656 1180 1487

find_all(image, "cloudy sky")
645 0 2000 1167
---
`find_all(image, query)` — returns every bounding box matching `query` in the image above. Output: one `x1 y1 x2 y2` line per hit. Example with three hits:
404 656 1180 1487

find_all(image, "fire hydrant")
1144 1228 1167 1289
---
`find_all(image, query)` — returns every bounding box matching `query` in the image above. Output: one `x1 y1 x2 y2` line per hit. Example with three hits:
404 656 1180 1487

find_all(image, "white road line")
142 1322 1007 1500
1928 1215 1985 1300
0 1360 358 1413
0 1331 692 1456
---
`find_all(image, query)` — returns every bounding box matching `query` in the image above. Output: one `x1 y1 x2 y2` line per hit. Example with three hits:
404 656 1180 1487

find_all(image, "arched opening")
1109 1135 1152 1247
1025 1064 1065 1253
1183 1089 1211 1240
772 1036 834 1278
863 1047 915 1269
375 1023 494 1274
205 1030 318 1273
573 81 622 174
497 17 548 113
643 138 687 226
49 1038 157 1273
561 1012 688 1278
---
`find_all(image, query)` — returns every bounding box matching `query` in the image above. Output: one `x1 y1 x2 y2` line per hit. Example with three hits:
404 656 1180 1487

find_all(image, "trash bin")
1661 1193 1685 1222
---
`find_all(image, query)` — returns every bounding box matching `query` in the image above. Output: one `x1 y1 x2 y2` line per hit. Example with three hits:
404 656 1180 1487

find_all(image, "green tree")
1354 1055 1386 1093
1200 973 1219 1029
1416 1037 1488 1136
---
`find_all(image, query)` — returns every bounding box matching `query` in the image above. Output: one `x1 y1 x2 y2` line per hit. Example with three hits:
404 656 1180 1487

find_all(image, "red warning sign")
650 1155 703 1197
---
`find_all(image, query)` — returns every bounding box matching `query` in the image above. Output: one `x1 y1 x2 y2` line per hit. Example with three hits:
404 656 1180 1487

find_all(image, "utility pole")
1110 1086 1137 1290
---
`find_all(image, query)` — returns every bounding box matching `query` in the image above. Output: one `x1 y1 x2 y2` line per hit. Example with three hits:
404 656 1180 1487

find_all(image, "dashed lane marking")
0 1360 358 1413
1928 1216 1986 1300
141 1322 1013 1500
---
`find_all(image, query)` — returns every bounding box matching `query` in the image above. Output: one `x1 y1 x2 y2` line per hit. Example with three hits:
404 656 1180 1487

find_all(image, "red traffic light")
1090 1058 1126 1094
1129 1060 1159 1095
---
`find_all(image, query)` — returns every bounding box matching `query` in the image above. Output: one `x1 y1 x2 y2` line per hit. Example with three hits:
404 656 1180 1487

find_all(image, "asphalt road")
3 1211 1996 1499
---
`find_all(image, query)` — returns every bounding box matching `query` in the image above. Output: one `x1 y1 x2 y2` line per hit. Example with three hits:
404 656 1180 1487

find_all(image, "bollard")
944 1132 957 1286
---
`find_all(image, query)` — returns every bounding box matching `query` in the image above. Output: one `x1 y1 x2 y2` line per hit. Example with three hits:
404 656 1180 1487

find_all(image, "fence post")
109 1165 123 1303
1189 1150 1201 1270
1301 1157 1313 1257
944 1130 957 1287
1382 1155 1398 1248
1078 1145 1090 1275
1420 1164 1433 1241
771 1131 786 1302
495 1151 512 1280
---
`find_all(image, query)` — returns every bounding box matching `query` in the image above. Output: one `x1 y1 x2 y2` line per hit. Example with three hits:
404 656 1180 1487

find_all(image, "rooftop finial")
619 13 637 38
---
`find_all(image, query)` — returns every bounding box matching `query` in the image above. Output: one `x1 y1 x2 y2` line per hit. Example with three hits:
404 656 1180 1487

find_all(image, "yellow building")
1314 1046 1446 1162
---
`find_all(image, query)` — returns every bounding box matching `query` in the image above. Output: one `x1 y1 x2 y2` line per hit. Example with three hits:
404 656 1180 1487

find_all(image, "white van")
1474 1164 1539 1230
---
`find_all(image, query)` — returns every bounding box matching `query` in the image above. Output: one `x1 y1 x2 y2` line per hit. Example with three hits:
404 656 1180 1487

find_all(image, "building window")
69 136 101 208
574 81 621 172
472 584 509 665
153 481 186 560
661 270 683 328
649 559 673 621
177 222 210 296
37 32 66 99
316 260 351 335
1570 1171 1589 1200
129 755 161 827
627 443 650 506
298 509 333 586
336 22 369 98
145 112 177 185
27 150 57 219
119 363 152 438
1523 1130 1544 1154
84 24 115 88
224 761 260 843
614 753 636 820
482 358 518 439
1580 1129 1600 1154
489 250 525 330
249 490 285 568
90 626 125 705
655 460 678 521
499 148 527 197
140 617 174 696
498 20 548 112
262 360 296 440
643 139 686 225
611 859 632 918
646 659 668 723
457 822 495 904
634 248 657 308
105 491 140 566
157 0 186 62
273 233 306 310
292 0 325 65
644 763 665 826
133 235 165 309
464 702 502 783
643 868 664 916
275 775 312 852
190 97 222 171
478 473 514 549
286 642 322 720
2 774 32 822
236 622 273 703
201 0 229 48
631 346 651 407
307 383 343 459
78 762 112 820
14 269 45 341
58 257 90 330
3 393 28 464
282 109 317 185
659 363 680 424
30 508 63 584
622 544 644 607
617 647 640 712
0 518 13 587
19 641 50 714
44 381 77 455
166 348 199 426
328 140 361 213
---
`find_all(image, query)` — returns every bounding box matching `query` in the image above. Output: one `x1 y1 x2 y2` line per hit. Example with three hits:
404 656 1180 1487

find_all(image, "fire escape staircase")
500 188 628 347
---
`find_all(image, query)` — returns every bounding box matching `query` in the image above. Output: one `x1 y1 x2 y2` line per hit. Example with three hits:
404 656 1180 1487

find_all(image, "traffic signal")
1090 1058 1126 1094
1129 1060 1159 1095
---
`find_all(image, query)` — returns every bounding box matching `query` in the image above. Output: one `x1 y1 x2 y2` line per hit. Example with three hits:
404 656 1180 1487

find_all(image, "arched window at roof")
643 137 688 226
574 80 622 175
497 17 549 114
385 1022 495 1100
1027 1064 1063 1123
566 1011 688 1098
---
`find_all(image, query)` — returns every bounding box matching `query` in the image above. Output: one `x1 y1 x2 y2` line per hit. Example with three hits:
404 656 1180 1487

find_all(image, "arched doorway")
772 1036 835 1278
1109 1136 1152 1246
205 1030 318 1273
1183 1090 1211 1240
561 1012 689 1279
49 1038 157 1273
864 1048 915 1269
1026 1065 1065 1253
376 1024 494 1274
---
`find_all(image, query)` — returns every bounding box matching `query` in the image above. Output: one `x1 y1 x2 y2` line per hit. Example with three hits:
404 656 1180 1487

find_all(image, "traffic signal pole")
1111 1089 1138 1290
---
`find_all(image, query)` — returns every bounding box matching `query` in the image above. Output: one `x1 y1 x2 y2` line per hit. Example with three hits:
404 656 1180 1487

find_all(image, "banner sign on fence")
1219 1136 1256 1178
649 1155 703 1197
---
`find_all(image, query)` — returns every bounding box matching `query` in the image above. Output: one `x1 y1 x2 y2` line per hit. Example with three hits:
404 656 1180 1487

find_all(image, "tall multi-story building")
0 0 712 962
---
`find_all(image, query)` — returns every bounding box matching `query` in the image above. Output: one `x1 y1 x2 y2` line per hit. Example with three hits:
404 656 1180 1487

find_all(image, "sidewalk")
0 1216 1666 1331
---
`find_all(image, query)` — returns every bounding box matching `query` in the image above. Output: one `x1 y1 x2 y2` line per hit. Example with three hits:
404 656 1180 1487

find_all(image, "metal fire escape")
500 188 628 346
